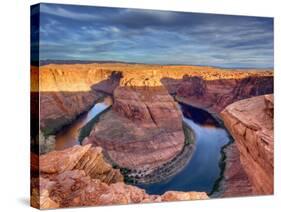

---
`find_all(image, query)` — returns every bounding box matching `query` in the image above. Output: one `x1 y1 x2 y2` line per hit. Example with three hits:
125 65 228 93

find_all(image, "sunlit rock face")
35 63 272 135
35 170 208 209
31 145 208 209
83 87 186 174
37 66 122 134
221 95 274 195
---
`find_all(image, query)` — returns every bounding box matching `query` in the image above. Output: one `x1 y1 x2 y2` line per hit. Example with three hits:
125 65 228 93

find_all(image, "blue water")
137 103 230 195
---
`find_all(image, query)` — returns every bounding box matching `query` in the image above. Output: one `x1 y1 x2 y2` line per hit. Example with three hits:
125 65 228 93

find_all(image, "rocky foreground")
221 94 274 195
31 145 208 209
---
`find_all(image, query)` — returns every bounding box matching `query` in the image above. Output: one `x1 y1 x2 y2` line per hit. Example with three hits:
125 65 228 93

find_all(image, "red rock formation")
40 91 100 135
36 170 208 208
176 76 273 113
38 67 122 134
83 87 186 174
36 63 272 135
31 145 208 209
221 143 253 197
221 94 274 195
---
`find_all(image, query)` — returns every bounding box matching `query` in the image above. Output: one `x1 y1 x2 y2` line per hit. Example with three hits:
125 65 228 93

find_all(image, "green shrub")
182 121 195 145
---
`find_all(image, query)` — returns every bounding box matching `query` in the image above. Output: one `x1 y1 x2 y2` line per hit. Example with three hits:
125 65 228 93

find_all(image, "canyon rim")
30 3 274 209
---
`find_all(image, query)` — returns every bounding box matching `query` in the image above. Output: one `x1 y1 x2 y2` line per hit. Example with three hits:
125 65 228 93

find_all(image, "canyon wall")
37 66 122 134
31 145 208 209
36 63 272 135
33 63 274 200
220 143 253 197
83 86 188 182
174 76 273 113
221 94 274 195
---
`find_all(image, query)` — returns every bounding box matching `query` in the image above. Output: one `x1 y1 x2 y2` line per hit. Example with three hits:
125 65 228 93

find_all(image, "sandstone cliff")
36 64 272 135
175 76 273 113
31 145 208 209
32 63 274 202
220 143 253 197
37 67 122 135
221 94 274 195
82 87 189 183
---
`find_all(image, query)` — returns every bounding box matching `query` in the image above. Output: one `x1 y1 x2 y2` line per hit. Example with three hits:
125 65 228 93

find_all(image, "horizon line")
35 59 274 70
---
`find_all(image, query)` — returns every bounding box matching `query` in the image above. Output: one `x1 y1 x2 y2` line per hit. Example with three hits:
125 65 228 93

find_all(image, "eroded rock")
31 145 208 209
83 87 186 176
221 94 274 195
176 76 273 113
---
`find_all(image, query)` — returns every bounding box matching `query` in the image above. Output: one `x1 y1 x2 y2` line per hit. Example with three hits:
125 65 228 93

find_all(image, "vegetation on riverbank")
182 121 195 145
209 136 234 197
110 121 197 185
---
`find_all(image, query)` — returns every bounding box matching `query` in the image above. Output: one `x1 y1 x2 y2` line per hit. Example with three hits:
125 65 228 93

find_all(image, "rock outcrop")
39 144 124 184
221 94 274 195
83 87 187 181
31 145 208 209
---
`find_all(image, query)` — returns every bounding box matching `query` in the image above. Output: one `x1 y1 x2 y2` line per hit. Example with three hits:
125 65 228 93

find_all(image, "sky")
32 3 274 68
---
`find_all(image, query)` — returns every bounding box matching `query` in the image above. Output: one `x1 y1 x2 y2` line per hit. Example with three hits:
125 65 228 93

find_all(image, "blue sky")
33 3 273 68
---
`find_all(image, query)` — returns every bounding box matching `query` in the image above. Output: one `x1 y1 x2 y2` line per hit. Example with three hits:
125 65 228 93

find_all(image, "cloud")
36 3 274 68
40 4 100 21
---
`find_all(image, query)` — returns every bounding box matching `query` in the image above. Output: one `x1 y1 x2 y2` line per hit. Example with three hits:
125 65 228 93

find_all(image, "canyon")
35 63 272 135
221 94 274 195
31 145 208 209
82 86 188 183
31 63 274 208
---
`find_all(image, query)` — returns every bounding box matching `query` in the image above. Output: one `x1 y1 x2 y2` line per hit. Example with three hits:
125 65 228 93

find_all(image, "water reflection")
137 103 230 195
55 96 112 150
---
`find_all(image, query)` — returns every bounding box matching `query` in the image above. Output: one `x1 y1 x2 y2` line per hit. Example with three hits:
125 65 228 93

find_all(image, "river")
55 96 112 150
54 96 230 195
137 103 230 195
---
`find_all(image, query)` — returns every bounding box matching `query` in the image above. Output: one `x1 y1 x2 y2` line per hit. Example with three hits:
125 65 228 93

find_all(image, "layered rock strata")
175 76 273 113
221 94 274 195
38 67 122 134
220 143 253 197
34 63 274 198
36 64 272 135
31 145 208 209
83 86 187 180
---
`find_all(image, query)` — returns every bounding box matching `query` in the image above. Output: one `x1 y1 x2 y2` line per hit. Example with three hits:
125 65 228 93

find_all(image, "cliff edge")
221 94 274 195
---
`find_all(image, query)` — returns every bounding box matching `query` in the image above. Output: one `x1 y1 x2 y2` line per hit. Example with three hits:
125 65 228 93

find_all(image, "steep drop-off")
37 66 122 135
174 76 273 113
36 64 272 135
221 94 274 195
33 63 274 199
31 145 208 209
83 86 188 182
